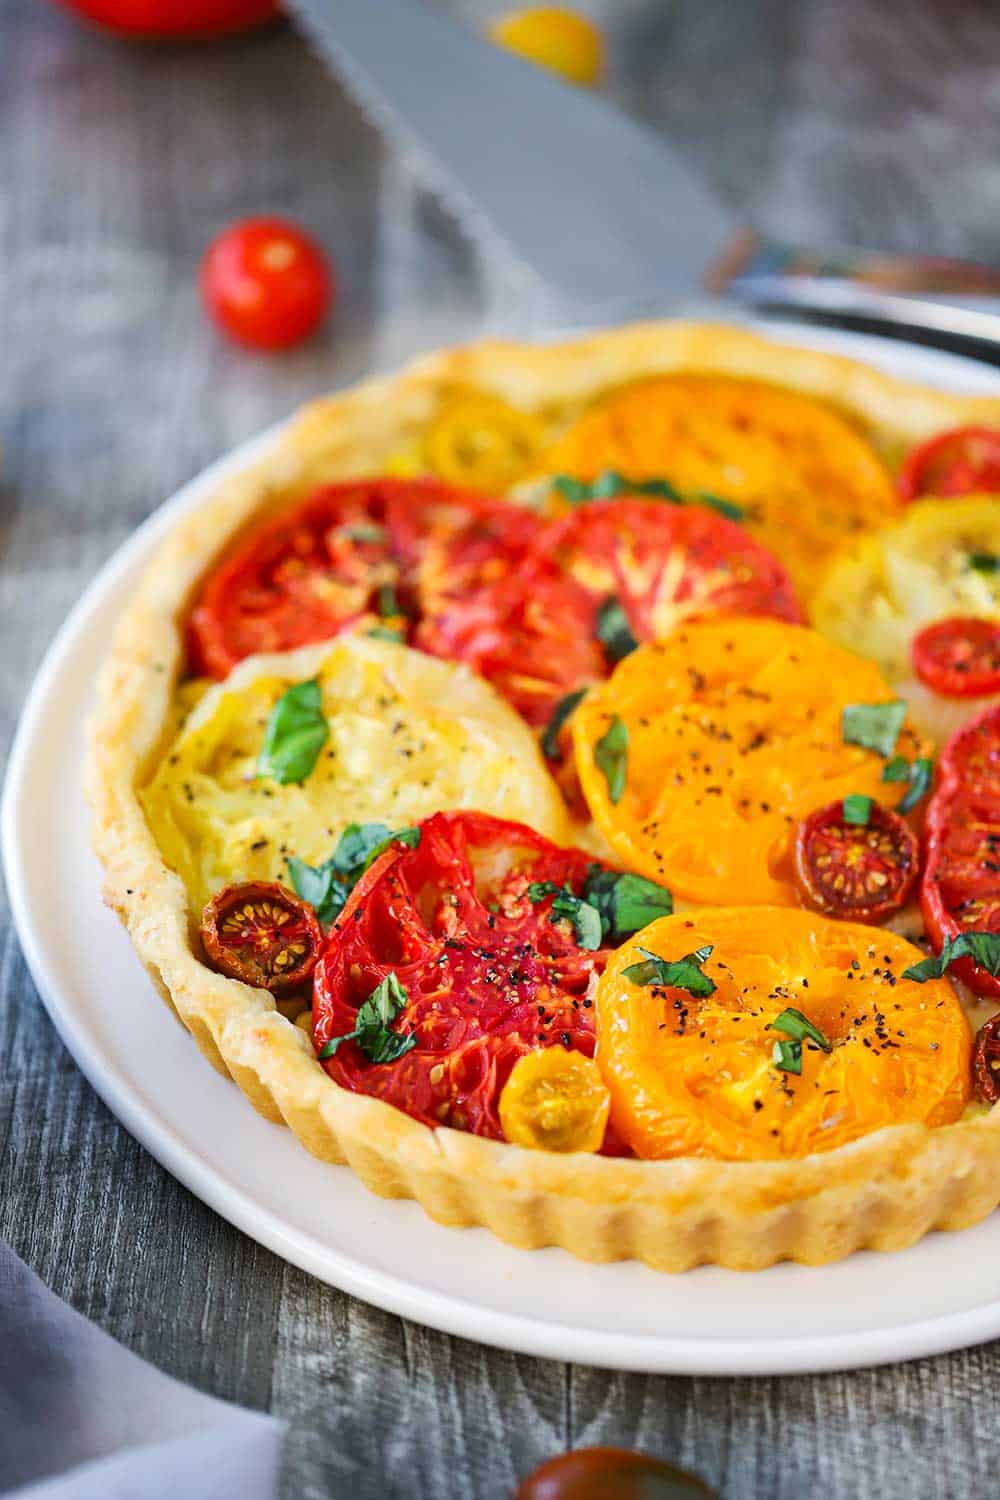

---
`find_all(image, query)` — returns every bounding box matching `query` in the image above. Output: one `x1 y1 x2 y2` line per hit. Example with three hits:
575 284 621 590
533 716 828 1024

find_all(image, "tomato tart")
88 321 1000 1272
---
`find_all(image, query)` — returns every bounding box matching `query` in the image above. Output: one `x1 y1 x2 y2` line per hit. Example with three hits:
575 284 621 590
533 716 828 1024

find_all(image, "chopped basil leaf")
968 551 1000 574
377 582 402 618
552 474 594 505
768 1006 832 1053
881 753 934 813
771 1038 802 1075
697 491 746 522
594 716 628 804
903 931 1000 983
318 971 415 1064
257 677 329 785
525 881 602 950
367 625 404 643
581 865 673 941
288 823 419 927
841 699 907 758
342 523 386 543
596 598 639 665
622 943 716 997
842 794 872 826
541 687 587 761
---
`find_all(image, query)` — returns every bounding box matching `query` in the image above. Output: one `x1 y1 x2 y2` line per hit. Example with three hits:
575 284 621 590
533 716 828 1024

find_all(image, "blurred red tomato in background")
52 1 281 40
201 217 335 351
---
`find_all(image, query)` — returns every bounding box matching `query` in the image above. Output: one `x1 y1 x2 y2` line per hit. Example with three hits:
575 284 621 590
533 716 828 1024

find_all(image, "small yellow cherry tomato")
488 6 606 89
499 1047 610 1152
422 392 545 491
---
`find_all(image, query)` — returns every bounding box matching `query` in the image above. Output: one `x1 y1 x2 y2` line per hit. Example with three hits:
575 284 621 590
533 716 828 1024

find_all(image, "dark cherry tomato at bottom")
973 1015 1000 1104
793 800 919 923
201 217 334 351
200 880 322 993
516 1448 716 1500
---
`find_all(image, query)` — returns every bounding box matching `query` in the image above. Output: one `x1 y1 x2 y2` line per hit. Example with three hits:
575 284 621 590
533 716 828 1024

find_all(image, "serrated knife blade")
285 0 736 322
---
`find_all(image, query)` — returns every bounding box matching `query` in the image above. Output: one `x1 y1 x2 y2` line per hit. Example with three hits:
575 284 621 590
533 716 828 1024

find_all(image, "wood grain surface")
4 1 1000 1495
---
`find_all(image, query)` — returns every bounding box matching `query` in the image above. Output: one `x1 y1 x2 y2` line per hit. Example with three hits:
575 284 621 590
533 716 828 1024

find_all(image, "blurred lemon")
488 6 605 88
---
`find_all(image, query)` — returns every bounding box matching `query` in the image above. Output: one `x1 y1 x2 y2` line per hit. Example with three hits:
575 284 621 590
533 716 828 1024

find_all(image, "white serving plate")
6 323 1000 1376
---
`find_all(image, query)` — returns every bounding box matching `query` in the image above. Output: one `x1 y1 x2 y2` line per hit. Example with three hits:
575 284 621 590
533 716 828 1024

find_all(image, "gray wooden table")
4 2 1000 1495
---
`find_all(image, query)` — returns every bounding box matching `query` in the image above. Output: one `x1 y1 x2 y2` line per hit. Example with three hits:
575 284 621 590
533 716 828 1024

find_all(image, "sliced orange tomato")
571 618 928 906
543 374 899 599
596 907 971 1162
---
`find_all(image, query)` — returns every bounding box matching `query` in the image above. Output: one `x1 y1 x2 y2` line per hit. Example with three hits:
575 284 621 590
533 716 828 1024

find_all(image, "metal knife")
287 0 1000 356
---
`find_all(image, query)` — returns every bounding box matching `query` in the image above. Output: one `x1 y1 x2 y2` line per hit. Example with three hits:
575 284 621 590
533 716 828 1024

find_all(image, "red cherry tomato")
793 799 919 923
922 703 1000 999
897 426 1000 500
201 217 333 351
200 881 322 993
911 616 1000 699
973 1015 1000 1104
313 811 630 1144
517 1447 716 1500
54 1 280 39
187 478 498 678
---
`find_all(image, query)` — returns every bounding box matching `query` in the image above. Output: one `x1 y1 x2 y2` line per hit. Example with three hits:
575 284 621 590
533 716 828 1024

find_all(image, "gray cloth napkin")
0 1243 284 1499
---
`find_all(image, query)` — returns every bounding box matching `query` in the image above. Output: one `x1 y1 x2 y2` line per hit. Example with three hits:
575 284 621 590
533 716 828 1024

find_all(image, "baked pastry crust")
86 321 1000 1271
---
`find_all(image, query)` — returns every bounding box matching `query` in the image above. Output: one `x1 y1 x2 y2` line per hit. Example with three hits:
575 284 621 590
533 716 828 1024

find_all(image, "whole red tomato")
201 217 334 351
53 1 281 38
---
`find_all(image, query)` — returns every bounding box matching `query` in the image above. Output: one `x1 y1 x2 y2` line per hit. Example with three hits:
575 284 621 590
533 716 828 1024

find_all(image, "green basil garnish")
768 1006 832 1053
882 754 934 813
841 699 907 758
596 598 638 665
318 971 415 1064
541 687 588 762
903 931 1000 983
377 583 402 618
594 716 628 804
580 865 673 941
696 491 746 522
968 552 1000 574
257 677 329 785
550 470 743 520
771 1038 802 1075
526 881 603 951
622 944 716 998
842 794 872 826
288 823 419 927
366 626 405 643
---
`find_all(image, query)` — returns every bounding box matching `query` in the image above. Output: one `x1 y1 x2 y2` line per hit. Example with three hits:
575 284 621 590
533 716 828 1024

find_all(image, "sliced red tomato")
973 1015 1000 1104
201 218 333 351
415 497 801 727
312 811 631 1146
201 880 322 993
911 616 1000 699
187 478 498 678
793 800 919 923
922 704 1000 999
53 1 279 38
898 426 1000 501
415 506 605 727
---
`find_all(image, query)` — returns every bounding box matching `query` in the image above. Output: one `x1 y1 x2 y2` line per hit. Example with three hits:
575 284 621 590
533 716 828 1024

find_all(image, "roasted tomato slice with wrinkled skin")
187 477 498 678
415 506 605 727
312 811 629 1147
516 1447 717 1500
201 881 322 993
911 616 1000 699
793 799 919 923
544 497 803 639
922 703 1000 999
973 1015 1000 1104
898 426 1000 501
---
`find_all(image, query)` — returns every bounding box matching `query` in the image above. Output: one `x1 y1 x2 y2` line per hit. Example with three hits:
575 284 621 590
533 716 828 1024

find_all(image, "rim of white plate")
6 321 1000 1376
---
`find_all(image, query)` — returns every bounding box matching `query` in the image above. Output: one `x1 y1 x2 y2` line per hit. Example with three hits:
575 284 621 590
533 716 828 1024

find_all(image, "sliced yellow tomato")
543 374 899 600
499 1047 610 1152
571 617 928 906
596 907 971 1161
421 391 545 491
488 6 605 87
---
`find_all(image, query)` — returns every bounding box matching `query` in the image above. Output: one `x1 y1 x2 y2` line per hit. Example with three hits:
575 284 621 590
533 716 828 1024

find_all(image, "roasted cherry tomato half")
517 1447 716 1500
921 703 1000 1000
911 616 1000 700
793 799 919 923
898 426 1000 501
201 217 333 351
187 477 497 678
973 1015 1000 1105
200 880 322 993
499 1048 610 1153
53 0 280 38
312 811 638 1146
